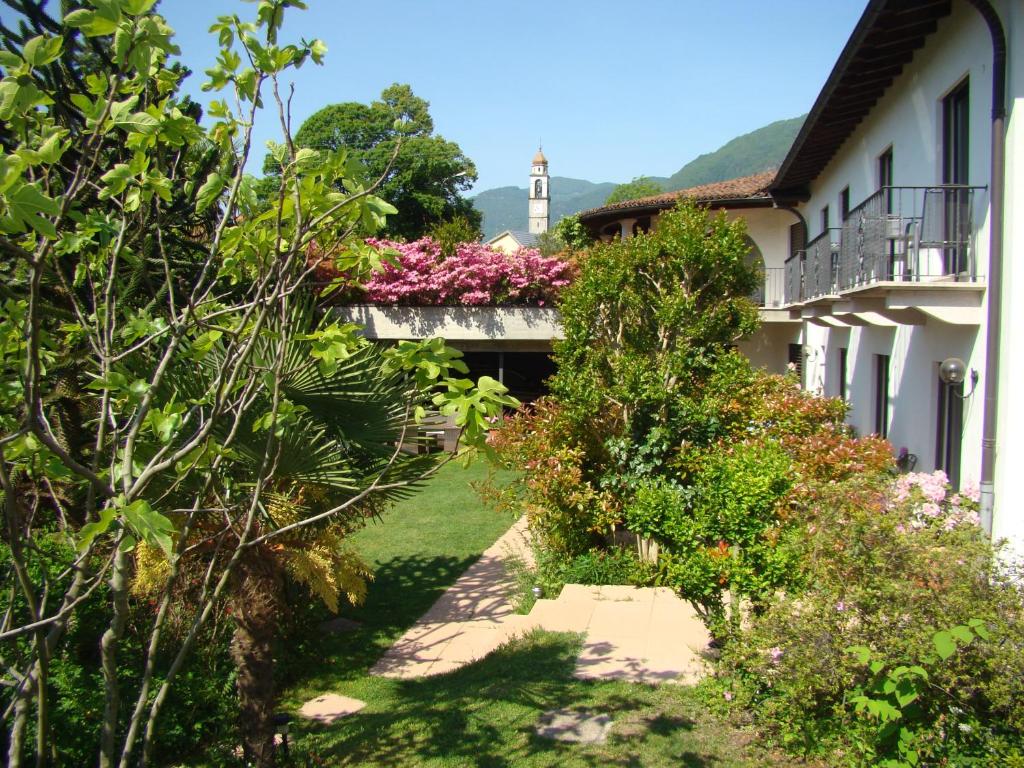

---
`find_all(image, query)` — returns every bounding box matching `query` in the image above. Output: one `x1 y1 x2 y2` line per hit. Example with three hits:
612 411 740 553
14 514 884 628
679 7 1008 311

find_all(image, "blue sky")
161 1 866 192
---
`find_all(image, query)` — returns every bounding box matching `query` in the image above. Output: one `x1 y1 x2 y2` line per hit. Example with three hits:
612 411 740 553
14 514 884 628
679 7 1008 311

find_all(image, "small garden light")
272 712 292 759
939 357 979 397
532 586 543 600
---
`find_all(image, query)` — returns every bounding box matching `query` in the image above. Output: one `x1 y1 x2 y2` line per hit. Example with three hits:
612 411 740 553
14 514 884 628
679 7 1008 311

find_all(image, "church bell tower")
528 147 549 234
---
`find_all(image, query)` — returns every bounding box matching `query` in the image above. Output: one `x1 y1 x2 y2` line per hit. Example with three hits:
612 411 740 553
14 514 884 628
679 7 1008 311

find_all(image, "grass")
280 457 517 695
278 457 797 767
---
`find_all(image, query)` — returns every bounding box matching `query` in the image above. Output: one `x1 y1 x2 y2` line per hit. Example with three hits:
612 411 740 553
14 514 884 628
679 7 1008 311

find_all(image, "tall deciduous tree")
537 213 591 256
604 176 663 205
265 83 482 240
0 2 514 766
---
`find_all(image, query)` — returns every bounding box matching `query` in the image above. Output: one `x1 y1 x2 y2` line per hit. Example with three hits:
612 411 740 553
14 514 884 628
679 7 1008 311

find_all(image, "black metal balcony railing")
806 229 842 298
784 252 804 305
783 185 984 305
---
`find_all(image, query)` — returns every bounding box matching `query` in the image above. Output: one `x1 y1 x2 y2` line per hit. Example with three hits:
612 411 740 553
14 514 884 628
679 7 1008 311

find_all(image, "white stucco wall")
991 0 1024 551
738 323 800 375
336 306 563 342
803 320 983 481
722 207 795 271
486 232 522 255
794 0 1023 552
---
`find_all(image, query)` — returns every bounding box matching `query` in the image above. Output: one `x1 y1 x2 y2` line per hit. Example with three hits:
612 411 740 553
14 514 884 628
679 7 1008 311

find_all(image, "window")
942 80 970 274
788 343 803 384
874 354 890 437
840 187 851 221
878 147 894 213
875 147 898 278
943 80 969 185
820 204 830 235
838 347 848 400
936 370 964 490
789 221 806 259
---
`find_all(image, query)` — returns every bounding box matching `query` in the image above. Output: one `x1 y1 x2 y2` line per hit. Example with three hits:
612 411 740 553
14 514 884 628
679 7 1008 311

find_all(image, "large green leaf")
2 180 59 237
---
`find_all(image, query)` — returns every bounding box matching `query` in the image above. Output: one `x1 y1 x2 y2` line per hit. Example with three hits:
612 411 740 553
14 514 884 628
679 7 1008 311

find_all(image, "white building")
484 228 539 256
770 0 1022 552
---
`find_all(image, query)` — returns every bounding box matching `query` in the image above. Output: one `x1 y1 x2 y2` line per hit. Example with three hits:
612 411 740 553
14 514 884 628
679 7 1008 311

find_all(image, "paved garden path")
368 518 711 684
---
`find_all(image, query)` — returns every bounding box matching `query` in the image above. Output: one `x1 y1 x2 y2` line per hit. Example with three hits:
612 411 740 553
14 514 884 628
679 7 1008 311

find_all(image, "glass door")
942 80 969 275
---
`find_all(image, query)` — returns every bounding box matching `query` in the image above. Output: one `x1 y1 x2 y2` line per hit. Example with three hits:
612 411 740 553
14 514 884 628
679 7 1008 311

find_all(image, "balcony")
751 266 786 309
784 185 986 308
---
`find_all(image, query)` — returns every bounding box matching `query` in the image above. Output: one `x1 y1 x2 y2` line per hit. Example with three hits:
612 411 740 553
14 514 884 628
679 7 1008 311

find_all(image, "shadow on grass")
288 632 722 768
281 553 480 688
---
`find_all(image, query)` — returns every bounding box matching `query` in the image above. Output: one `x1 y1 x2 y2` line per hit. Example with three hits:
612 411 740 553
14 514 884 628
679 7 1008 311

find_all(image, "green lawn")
279 458 796 767
279 458 517 697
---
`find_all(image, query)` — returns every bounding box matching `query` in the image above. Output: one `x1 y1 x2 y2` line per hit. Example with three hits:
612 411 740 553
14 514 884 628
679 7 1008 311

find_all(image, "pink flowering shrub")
353 237 573 306
712 473 1024 764
891 470 981 531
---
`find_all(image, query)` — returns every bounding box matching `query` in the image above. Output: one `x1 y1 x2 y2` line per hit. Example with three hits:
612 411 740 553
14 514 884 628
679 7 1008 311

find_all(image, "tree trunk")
100 545 129 768
8 676 31 768
229 552 284 768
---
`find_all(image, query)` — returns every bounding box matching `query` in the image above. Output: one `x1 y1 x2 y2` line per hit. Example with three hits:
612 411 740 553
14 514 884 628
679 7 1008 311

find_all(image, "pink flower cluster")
359 237 573 307
891 470 981 531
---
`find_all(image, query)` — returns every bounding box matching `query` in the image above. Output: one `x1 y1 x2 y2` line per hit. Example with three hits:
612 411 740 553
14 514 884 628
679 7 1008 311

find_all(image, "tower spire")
528 146 550 234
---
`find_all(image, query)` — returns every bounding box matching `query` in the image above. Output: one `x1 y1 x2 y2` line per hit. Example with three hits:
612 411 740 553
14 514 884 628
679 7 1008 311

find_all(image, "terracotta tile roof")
578 170 777 220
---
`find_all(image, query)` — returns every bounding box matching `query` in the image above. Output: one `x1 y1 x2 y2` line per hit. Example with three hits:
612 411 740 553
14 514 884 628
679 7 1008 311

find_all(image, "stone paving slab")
365 516 711 685
562 585 711 685
535 709 613 744
298 694 366 724
521 598 594 633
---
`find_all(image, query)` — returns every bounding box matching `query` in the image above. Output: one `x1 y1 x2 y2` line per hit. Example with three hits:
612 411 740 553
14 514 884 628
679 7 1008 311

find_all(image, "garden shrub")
491 203 768 578
533 547 655 600
487 399 612 557
0 536 237 765
714 471 1024 765
493 352 890 635
621 440 798 630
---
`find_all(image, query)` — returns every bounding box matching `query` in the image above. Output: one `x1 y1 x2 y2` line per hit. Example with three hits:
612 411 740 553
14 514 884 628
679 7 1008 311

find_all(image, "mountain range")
471 115 805 239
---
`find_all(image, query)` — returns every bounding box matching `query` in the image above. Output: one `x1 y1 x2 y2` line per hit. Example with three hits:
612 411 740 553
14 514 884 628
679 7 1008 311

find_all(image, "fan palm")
145 298 456 765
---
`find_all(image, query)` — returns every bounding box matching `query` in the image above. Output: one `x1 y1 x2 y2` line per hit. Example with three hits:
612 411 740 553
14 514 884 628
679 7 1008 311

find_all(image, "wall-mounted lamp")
939 357 979 398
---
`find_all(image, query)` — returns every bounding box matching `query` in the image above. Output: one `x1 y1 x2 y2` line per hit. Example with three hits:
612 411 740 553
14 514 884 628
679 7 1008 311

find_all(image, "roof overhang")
770 0 954 200
578 195 773 231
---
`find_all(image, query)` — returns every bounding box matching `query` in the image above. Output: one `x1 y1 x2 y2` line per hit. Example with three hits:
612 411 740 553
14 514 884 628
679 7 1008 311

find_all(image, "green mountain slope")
665 116 805 191
472 177 617 239
470 115 805 239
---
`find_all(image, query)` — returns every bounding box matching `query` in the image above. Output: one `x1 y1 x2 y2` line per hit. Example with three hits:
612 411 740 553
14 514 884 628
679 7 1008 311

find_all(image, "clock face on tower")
530 200 545 215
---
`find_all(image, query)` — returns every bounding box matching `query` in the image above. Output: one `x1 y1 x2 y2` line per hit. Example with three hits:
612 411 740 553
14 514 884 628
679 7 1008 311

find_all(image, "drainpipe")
965 0 1006 535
